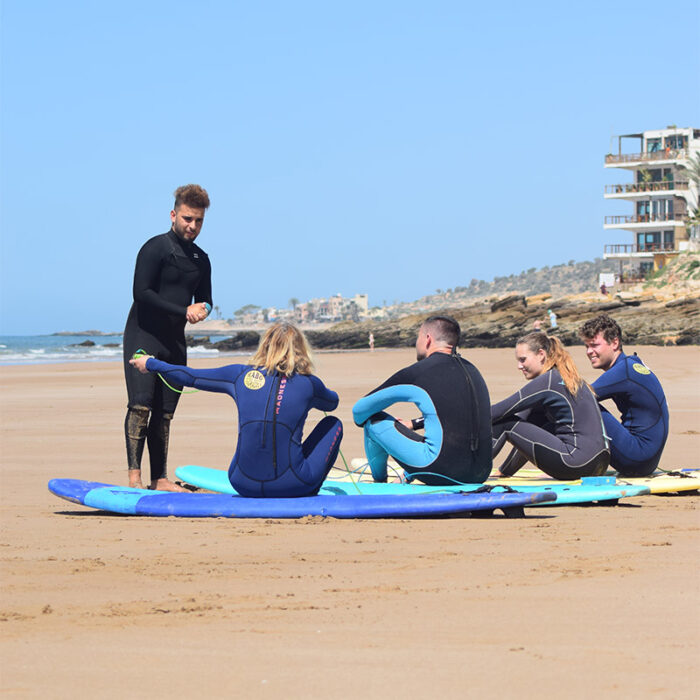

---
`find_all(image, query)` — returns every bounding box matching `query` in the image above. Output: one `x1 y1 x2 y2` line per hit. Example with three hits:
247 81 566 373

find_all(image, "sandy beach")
1 346 699 698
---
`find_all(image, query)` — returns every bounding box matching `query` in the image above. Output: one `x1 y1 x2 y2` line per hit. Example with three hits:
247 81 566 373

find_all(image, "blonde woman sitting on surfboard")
130 322 343 497
491 332 609 480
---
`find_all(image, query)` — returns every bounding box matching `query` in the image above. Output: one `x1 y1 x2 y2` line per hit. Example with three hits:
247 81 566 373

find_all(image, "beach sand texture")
1 346 699 698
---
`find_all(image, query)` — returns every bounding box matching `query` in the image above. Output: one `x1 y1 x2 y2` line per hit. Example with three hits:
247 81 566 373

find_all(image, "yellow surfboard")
346 459 700 494
487 468 700 494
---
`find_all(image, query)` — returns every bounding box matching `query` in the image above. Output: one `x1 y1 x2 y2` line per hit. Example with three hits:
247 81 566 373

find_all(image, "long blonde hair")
517 331 589 396
250 322 314 377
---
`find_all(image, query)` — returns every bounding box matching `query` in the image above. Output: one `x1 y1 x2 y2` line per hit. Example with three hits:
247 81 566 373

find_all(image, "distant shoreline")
51 330 122 337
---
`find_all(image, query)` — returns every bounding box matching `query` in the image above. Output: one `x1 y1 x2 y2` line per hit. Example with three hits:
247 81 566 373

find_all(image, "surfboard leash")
131 349 200 394
323 411 363 494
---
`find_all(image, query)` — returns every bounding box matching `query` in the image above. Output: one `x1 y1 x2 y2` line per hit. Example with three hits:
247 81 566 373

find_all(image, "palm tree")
288 297 300 310
678 153 700 187
678 153 700 225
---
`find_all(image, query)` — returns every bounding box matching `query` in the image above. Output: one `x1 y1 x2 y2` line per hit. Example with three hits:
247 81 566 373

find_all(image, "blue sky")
1 0 698 335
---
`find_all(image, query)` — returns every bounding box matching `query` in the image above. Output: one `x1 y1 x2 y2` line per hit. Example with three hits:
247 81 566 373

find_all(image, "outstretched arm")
129 356 243 396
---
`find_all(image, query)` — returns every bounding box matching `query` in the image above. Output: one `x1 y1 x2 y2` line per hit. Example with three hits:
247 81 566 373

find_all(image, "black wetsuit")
353 351 493 485
491 369 610 480
123 229 212 481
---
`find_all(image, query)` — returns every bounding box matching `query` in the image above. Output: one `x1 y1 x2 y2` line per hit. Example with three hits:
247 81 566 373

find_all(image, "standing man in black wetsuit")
352 316 492 485
123 184 213 490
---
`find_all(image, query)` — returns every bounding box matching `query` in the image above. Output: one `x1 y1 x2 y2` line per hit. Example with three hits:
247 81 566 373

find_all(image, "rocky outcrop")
185 292 699 350
277 293 699 350
187 331 261 351
186 292 699 351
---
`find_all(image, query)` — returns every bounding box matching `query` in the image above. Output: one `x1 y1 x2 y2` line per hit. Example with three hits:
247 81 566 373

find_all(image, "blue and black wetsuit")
491 369 609 480
144 359 343 497
592 352 669 477
123 229 212 481
352 351 492 485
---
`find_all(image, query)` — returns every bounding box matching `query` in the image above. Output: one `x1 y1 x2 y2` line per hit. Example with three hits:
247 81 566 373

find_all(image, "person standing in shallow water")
122 184 212 491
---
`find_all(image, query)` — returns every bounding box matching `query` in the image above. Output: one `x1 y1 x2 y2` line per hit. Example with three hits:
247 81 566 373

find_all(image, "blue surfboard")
174 465 650 505
48 478 555 519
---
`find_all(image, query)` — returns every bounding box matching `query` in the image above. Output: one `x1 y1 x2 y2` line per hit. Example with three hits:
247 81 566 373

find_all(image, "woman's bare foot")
128 470 145 489
150 478 188 492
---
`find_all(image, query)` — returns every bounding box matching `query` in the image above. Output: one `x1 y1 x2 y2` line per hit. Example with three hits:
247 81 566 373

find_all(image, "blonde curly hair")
250 323 314 377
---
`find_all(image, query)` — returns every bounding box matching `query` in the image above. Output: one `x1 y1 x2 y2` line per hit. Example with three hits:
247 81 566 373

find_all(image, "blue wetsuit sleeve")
352 364 420 426
491 373 552 423
145 358 243 395
308 375 339 411
591 362 626 402
353 384 434 427
353 391 385 426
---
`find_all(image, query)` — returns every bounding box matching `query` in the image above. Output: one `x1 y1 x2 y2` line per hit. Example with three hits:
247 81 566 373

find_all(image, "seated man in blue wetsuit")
579 314 669 477
352 316 492 485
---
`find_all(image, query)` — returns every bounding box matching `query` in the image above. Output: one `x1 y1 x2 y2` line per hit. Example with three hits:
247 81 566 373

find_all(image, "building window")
651 199 672 220
663 230 674 250
638 232 660 251
636 201 650 220
665 134 688 150
647 138 661 153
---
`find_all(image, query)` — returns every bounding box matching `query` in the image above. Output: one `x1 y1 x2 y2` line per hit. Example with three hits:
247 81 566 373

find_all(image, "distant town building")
226 293 371 326
603 126 700 279
294 293 369 323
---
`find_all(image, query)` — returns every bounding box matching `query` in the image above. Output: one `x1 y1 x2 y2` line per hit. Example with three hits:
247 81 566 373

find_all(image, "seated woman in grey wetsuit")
491 332 609 480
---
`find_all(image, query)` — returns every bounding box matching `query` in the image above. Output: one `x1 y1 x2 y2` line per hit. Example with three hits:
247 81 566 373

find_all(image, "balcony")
604 213 683 228
605 149 688 165
604 243 676 255
604 180 689 195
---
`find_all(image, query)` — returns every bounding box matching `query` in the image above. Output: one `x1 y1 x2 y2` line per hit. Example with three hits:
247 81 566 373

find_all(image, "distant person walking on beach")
123 185 213 491
580 314 669 476
353 315 492 485
548 309 558 330
130 323 343 497
491 332 609 480
369 332 375 352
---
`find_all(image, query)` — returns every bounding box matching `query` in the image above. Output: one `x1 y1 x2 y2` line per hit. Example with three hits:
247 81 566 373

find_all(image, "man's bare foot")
150 478 188 492
128 471 145 489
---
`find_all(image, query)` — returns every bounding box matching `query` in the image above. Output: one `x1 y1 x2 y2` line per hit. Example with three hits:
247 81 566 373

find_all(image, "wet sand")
1 346 699 698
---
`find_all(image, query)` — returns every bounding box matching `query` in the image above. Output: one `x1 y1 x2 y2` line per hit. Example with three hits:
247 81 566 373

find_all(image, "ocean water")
0 335 227 365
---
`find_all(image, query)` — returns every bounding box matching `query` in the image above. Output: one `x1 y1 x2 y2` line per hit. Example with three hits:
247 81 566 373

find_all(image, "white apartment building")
604 126 699 278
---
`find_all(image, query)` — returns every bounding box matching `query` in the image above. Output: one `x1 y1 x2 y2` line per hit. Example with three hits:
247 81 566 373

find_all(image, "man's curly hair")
174 184 210 210
579 314 622 345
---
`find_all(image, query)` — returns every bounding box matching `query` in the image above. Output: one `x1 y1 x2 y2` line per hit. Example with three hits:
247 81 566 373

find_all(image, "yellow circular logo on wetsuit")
632 363 651 375
244 370 266 390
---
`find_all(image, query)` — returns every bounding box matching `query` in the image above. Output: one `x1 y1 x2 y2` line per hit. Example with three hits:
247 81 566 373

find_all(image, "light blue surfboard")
48 479 556 519
174 465 650 505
